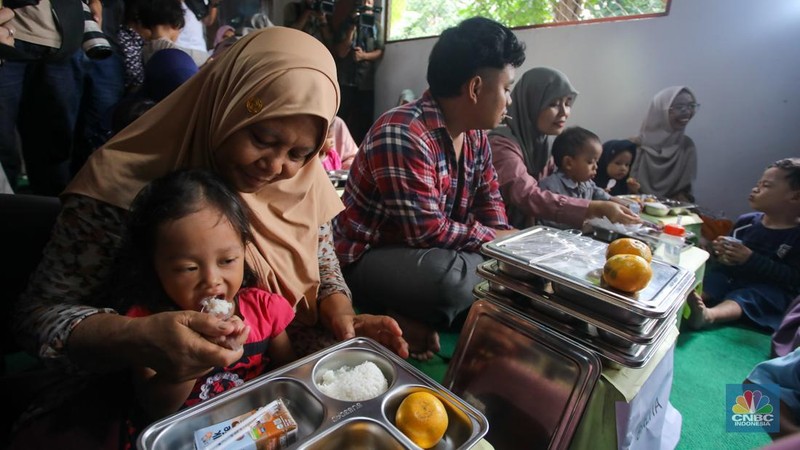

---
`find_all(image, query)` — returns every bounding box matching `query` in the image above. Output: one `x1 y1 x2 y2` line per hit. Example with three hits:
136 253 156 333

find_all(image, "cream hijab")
67 27 343 325
490 67 578 179
631 86 697 199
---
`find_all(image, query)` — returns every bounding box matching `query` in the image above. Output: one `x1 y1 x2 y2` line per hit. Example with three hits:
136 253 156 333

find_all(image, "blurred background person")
139 0 208 67
334 0 383 145
284 0 334 47
0 0 86 195
71 0 127 177
330 115 358 169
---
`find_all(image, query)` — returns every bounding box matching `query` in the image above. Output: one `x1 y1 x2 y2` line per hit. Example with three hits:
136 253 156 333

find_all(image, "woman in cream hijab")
489 67 638 229
12 27 408 420
631 86 699 202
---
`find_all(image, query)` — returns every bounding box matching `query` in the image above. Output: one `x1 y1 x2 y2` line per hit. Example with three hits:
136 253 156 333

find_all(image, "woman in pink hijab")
213 25 235 47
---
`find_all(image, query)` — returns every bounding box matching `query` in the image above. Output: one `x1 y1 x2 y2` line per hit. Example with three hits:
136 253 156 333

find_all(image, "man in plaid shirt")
333 17 526 360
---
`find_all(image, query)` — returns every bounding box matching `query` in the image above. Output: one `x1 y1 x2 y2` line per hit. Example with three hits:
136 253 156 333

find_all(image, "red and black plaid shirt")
333 90 510 266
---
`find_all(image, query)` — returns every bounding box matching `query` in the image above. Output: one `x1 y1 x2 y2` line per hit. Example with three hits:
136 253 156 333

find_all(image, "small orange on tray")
603 254 653 293
606 237 652 263
395 391 449 448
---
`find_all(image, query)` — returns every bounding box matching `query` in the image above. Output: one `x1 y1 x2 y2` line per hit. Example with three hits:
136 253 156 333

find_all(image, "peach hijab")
67 27 343 325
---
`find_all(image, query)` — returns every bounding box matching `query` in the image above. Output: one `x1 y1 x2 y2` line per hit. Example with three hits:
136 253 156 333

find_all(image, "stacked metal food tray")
138 338 488 450
327 169 349 188
444 298 602 450
590 220 696 250
477 226 694 369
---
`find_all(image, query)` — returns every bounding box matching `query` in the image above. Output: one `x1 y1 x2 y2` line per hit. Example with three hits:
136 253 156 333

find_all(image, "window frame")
383 0 672 44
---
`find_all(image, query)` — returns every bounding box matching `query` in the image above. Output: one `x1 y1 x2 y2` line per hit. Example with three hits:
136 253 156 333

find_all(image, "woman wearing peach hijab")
11 27 408 433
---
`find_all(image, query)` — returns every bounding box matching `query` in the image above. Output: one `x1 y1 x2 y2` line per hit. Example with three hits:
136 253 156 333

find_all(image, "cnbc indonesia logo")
726 384 779 433
731 390 773 426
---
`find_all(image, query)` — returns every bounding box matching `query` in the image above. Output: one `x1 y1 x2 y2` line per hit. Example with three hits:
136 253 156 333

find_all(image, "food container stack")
476 226 694 369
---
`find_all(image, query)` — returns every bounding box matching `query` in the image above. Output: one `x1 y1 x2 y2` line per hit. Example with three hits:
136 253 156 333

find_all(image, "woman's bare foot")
388 311 440 361
687 291 711 330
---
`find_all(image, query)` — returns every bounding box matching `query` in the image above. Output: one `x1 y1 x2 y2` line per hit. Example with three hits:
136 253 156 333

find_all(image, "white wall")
374 0 800 219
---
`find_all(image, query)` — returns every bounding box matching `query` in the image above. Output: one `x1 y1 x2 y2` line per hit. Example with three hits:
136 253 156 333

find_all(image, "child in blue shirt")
688 158 800 331
539 126 610 228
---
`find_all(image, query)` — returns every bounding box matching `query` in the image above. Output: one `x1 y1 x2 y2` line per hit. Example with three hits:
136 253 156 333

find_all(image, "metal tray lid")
472 282 673 369
444 298 602 450
481 226 695 318
476 260 678 344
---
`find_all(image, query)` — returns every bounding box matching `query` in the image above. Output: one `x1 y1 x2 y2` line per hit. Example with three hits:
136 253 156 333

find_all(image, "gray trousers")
343 246 485 329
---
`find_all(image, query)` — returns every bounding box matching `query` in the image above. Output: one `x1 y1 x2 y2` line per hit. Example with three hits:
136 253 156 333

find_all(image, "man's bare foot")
687 292 711 330
388 311 440 361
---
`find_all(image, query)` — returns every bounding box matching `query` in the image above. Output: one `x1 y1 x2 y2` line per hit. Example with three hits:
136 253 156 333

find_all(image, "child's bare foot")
388 311 440 361
687 292 711 330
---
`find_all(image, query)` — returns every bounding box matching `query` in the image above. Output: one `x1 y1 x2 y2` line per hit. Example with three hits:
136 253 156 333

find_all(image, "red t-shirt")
126 287 295 408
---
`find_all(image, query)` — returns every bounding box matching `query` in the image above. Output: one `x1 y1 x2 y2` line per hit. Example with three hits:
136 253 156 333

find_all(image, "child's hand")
627 177 640 194
206 316 250 351
720 240 751 265
710 237 726 260
712 238 751 265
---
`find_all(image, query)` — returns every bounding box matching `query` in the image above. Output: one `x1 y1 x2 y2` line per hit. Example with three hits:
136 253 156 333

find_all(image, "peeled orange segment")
395 391 449 448
606 237 653 263
603 254 653 293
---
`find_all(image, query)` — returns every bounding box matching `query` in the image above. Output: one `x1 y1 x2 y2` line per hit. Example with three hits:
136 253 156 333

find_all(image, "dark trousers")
0 42 83 195
337 85 374 146
71 51 125 176
343 246 485 329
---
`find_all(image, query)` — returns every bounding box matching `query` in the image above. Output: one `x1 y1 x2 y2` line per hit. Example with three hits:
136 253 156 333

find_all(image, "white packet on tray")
587 216 643 235
194 398 297 449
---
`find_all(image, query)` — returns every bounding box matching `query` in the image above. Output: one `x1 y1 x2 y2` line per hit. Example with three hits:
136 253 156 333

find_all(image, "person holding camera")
333 0 383 145
0 0 88 195
283 0 334 47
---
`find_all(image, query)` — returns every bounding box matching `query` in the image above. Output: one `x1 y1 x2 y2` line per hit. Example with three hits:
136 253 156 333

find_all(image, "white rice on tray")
316 361 388 401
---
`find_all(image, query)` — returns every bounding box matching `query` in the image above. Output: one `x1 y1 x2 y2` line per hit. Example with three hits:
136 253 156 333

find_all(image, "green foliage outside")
387 0 668 42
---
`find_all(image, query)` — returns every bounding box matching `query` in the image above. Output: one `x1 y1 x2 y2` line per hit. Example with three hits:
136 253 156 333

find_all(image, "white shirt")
176 2 209 52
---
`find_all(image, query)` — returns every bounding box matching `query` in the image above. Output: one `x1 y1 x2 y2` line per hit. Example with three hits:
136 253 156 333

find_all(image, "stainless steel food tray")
138 338 488 450
482 226 695 323
473 282 675 369
327 169 349 188
615 195 697 214
477 260 679 345
444 297 601 450
590 223 695 250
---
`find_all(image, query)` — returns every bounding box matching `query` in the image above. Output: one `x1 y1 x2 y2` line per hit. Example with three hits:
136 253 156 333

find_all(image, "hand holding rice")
316 361 388 401
200 296 234 320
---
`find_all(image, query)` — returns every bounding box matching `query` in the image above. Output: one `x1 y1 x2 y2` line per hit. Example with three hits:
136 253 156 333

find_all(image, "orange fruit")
606 237 652 263
395 391 449 448
603 254 653 293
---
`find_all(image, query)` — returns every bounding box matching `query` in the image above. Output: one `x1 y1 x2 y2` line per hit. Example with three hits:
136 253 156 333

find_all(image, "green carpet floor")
410 323 776 449
672 324 773 450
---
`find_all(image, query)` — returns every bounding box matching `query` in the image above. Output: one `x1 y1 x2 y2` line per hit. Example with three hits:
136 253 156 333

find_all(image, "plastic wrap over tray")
481 226 694 323
477 260 681 347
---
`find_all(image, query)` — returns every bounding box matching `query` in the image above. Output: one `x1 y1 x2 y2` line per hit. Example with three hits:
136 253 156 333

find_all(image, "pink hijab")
214 25 235 47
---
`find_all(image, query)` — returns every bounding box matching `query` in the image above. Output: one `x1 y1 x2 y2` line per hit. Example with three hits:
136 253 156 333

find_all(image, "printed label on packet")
194 398 297 450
